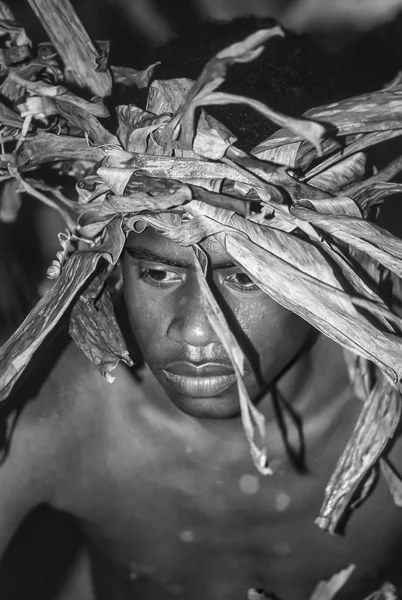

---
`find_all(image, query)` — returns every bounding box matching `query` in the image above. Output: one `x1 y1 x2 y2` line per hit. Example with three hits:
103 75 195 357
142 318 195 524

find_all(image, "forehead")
125 226 234 269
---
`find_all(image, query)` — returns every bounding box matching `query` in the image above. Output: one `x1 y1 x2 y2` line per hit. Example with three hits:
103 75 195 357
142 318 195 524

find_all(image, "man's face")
123 226 313 419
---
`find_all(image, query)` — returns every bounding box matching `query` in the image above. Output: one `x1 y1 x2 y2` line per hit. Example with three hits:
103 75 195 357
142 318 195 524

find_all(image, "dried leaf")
290 204 402 279
253 132 340 172
380 458 402 507
217 28 284 63
350 466 378 509
101 186 192 214
302 130 402 181
146 78 194 115
55 99 118 145
0 101 23 128
352 182 402 216
316 373 401 533
345 156 402 201
0 218 125 402
155 26 327 156
7 71 116 144
191 90 328 154
9 168 76 231
9 73 109 117
363 582 399 600
26 0 112 97
180 203 402 379
225 148 333 200
69 276 133 382
187 26 285 104
189 185 250 216
77 212 115 239
309 564 355 600
0 44 30 66
101 150 252 186
0 19 31 48
116 104 170 153
192 110 237 159
112 63 160 89
95 166 135 196
305 196 362 217
304 88 402 135
224 236 402 380
183 178 222 193
192 246 271 475
18 96 58 119
0 178 21 222
15 132 105 169
0 54 62 103
0 74 27 103
252 136 305 168
306 152 367 193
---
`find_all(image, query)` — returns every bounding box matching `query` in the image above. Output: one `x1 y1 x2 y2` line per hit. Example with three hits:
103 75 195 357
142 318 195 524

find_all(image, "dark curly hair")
150 16 402 150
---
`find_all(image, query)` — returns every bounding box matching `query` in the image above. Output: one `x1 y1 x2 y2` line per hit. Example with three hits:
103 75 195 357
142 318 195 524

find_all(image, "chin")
167 392 243 419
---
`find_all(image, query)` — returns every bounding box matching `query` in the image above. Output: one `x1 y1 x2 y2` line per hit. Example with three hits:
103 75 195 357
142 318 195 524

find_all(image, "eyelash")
226 272 259 292
139 268 182 288
138 267 259 292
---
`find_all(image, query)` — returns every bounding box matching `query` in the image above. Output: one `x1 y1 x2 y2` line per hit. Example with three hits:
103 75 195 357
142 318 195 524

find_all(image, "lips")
162 361 237 398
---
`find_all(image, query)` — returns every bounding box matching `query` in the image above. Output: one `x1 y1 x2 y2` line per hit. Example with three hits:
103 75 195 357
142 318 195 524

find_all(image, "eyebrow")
125 245 236 270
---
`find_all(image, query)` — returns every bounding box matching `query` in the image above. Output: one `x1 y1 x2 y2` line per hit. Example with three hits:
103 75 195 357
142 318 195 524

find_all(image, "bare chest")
54 399 402 600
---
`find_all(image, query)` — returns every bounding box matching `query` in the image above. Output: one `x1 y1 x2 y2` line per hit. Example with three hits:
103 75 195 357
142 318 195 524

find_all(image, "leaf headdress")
0 6 402 533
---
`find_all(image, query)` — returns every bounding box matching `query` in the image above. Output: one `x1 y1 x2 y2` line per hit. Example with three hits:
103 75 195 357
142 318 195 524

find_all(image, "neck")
198 332 349 426
274 332 350 419
137 334 353 468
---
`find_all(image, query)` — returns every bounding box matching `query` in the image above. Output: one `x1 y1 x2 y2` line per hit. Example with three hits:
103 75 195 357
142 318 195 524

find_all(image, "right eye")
225 271 260 292
139 268 183 288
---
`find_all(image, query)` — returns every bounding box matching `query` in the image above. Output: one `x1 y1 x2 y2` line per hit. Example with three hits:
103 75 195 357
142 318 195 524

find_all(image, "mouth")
162 362 237 398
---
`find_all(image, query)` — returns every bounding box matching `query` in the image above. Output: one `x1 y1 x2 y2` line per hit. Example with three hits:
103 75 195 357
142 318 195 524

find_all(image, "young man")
1 17 402 600
1 224 402 600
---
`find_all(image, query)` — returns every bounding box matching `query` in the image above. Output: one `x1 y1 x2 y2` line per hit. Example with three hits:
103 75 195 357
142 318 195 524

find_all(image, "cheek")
233 294 312 379
122 263 166 345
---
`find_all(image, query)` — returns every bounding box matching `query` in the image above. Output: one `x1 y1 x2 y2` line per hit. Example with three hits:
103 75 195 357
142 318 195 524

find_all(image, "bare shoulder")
0 342 144 509
17 340 140 443
16 341 102 431
0 342 101 548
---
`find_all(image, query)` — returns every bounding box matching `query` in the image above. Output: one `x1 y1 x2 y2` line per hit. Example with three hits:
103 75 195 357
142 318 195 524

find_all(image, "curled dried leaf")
146 77 194 115
316 373 401 533
69 273 133 381
191 90 328 154
112 63 160 89
352 182 402 216
0 218 124 401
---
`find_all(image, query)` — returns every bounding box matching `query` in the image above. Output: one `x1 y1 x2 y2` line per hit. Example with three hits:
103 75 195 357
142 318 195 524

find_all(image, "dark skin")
1 229 402 600
123 228 314 420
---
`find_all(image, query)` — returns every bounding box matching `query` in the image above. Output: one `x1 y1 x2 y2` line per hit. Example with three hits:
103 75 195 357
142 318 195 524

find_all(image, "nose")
167 281 220 347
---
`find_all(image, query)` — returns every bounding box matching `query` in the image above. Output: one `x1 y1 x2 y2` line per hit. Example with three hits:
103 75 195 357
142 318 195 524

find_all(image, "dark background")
1 1 402 599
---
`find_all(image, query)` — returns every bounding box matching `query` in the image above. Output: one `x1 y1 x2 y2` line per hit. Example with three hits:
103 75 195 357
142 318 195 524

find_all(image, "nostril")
166 307 219 347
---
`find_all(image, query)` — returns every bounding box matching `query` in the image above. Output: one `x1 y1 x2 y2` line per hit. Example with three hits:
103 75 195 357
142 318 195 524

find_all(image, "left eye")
225 272 259 291
139 268 182 287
